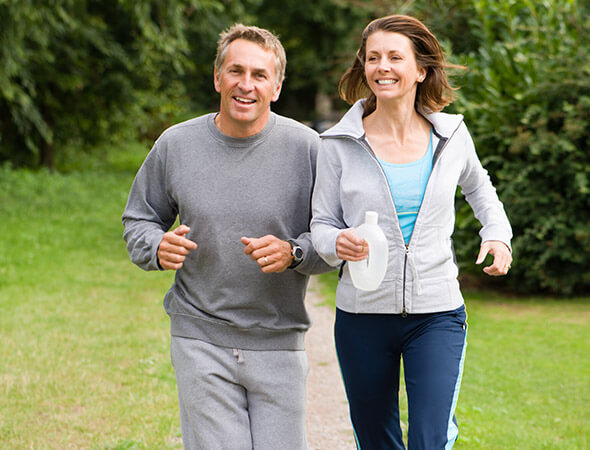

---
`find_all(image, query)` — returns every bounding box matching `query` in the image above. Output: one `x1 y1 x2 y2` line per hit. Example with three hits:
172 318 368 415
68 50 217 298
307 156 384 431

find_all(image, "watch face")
294 246 303 260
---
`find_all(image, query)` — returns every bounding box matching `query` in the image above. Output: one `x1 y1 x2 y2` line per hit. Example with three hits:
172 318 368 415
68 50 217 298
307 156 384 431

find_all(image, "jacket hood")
321 99 465 140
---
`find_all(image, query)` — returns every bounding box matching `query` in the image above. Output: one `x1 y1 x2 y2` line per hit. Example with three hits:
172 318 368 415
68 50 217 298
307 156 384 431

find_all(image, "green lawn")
0 148 588 449
0 151 181 449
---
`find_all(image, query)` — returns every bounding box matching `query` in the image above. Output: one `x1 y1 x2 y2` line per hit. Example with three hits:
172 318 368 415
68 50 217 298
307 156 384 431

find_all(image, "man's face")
214 39 282 137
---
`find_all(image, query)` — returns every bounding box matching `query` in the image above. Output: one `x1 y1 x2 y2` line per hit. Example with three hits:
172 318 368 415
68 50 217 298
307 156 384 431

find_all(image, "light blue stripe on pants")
171 336 309 450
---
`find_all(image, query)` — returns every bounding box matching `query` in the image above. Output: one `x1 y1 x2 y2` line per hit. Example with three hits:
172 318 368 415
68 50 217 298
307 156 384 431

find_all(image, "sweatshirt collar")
321 99 464 140
207 112 277 148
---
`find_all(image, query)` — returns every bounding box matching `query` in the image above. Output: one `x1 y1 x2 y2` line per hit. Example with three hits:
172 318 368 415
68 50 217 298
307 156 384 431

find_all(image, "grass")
0 147 181 449
1 145 588 448
317 273 590 449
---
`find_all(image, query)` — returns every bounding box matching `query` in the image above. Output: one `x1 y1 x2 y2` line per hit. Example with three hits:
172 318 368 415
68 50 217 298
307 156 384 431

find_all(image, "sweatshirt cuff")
142 229 166 271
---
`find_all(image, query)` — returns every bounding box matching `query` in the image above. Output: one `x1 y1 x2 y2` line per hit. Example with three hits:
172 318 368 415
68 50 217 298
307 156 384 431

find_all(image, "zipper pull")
402 244 409 317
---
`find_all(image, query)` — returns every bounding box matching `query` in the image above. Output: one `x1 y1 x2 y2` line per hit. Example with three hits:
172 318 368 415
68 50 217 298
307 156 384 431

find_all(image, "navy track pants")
335 305 467 450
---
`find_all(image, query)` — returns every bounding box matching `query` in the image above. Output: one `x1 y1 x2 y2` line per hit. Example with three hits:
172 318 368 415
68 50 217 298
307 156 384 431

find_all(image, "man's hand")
157 225 198 270
336 229 369 262
476 241 512 276
241 235 293 273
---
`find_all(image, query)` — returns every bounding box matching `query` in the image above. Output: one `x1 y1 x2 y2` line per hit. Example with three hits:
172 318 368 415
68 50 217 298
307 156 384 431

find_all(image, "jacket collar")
321 99 464 140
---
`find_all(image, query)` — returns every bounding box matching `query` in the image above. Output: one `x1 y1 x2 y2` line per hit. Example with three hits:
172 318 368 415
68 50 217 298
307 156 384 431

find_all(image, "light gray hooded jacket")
311 100 512 315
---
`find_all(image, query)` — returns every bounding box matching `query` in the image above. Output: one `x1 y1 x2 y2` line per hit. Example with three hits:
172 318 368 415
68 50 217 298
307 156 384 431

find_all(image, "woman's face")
364 30 425 105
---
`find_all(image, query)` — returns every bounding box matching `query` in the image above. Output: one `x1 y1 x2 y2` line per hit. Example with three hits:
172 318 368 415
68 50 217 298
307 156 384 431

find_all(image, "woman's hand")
336 229 370 262
476 241 512 276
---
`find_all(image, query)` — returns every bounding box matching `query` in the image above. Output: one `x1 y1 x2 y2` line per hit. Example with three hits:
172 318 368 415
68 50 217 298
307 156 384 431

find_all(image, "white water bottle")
348 211 389 291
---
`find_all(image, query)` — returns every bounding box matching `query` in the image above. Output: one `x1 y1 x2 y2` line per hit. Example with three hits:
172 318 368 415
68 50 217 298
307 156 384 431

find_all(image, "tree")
0 0 223 169
449 0 590 295
251 0 372 120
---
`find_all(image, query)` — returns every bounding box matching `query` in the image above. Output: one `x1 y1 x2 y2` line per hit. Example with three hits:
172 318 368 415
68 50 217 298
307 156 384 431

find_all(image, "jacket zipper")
323 124 459 316
399 133 450 316
356 136 412 317
402 244 409 317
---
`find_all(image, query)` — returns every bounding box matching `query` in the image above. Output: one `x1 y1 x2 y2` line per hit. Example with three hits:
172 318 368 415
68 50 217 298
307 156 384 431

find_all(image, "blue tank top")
377 129 433 244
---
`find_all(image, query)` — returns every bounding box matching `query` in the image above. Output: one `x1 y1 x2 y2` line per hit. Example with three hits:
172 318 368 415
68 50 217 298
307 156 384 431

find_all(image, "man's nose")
237 74 254 91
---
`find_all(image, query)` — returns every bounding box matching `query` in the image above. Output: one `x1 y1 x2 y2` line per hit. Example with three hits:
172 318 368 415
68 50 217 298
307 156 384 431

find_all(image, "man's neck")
214 111 271 138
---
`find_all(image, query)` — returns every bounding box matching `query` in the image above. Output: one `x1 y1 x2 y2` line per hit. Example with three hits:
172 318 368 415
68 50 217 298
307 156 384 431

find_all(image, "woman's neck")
364 100 426 146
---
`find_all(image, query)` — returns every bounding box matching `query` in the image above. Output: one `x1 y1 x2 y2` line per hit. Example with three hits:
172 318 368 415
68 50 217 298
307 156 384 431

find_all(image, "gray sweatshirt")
311 100 512 315
122 113 332 351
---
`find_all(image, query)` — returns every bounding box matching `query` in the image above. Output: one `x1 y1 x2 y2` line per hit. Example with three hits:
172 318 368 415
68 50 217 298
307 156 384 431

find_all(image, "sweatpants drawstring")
232 348 244 363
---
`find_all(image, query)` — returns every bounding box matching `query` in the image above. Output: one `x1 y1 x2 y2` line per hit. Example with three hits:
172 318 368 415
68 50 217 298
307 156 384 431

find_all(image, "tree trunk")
40 140 55 171
40 102 55 171
315 91 333 118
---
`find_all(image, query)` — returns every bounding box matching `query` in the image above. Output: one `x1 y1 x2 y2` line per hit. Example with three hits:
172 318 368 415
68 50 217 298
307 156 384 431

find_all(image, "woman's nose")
378 59 392 72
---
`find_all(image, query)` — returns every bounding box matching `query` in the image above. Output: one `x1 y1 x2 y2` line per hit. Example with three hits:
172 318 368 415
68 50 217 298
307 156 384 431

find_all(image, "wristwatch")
288 240 304 268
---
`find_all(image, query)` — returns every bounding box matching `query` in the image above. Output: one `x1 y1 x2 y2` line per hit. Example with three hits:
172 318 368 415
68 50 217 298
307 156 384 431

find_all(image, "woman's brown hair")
339 15 464 116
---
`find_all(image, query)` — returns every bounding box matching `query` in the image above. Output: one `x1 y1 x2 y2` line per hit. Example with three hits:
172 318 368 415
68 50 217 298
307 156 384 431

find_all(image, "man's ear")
214 66 221 93
271 79 283 102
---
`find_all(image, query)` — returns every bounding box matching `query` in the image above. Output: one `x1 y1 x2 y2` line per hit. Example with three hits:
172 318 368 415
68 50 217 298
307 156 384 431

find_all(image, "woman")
311 15 512 450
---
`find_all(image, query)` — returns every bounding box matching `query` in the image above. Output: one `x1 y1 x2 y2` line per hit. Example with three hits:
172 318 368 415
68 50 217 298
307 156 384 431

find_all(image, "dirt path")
305 277 356 449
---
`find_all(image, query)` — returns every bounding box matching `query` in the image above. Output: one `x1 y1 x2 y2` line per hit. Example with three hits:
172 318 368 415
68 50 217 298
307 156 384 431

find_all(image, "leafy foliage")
0 0 250 169
1 0 588 294
449 0 590 295
0 1 177 168
252 0 370 119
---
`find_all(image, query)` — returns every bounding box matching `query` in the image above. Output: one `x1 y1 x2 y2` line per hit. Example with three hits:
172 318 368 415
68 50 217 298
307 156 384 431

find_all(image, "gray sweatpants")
170 336 309 450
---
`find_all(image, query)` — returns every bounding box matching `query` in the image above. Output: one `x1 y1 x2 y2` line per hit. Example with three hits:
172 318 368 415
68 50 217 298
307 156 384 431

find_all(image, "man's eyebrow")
252 67 271 75
227 63 270 74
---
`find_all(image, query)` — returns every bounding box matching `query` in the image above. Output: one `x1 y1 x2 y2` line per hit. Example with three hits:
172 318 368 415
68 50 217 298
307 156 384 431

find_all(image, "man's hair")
339 15 465 115
215 24 286 89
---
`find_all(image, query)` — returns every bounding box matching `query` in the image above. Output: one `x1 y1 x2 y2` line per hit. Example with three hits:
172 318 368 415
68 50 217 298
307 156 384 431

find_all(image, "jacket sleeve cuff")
311 227 343 268
479 225 512 252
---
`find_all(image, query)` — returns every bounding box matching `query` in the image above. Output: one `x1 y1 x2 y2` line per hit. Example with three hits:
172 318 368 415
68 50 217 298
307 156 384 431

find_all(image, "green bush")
449 0 590 295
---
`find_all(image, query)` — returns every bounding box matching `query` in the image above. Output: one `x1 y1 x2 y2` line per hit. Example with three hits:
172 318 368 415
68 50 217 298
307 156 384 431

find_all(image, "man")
122 24 331 449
